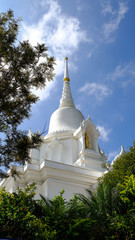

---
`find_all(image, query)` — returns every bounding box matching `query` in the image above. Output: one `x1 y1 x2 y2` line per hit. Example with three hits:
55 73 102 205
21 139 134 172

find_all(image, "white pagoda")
0 58 107 200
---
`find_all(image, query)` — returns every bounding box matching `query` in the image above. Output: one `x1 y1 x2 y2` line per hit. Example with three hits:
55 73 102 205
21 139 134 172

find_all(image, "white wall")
42 178 90 201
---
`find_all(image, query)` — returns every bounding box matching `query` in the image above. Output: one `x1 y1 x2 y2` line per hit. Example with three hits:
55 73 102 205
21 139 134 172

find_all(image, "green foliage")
107 175 135 240
77 176 135 240
0 10 55 177
0 184 56 239
39 191 92 240
0 172 134 239
119 174 135 205
101 142 135 187
0 186 92 240
77 184 119 239
77 143 135 239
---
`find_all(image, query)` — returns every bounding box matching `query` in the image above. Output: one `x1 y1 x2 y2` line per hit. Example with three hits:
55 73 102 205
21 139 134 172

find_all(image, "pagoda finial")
59 57 75 108
64 57 70 82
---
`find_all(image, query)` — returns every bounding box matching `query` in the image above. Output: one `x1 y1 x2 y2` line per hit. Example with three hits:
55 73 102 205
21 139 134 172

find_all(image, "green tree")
77 183 121 239
0 186 92 240
0 9 55 177
108 174 135 240
101 142 135 187
0 184 56 239
0 146 134 240
39 191 92 240
77 143 135 239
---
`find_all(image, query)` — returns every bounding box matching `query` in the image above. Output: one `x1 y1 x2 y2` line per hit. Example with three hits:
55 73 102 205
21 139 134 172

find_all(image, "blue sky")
1 0 135 161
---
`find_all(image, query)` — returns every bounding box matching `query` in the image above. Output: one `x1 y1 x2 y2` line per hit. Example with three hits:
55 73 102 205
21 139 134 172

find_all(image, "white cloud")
97 125 111 142
102 1 129 41
121 79 135 88
22 0 90 72
108 62 135 87
87 51 93 59
75 104 82 111
113 113 124 122
31 80 56 101
79 82 112 101
101 0 114 16
76 0 83 12
21 0 90 101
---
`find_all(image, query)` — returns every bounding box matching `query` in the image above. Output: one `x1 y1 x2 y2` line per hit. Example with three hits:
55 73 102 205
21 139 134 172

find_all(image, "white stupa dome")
48 57 84 134
48 107 84 133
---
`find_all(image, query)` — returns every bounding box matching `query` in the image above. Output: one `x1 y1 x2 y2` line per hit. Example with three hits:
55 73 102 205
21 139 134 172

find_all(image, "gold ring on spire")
64 77 70 82
65 57 68 60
